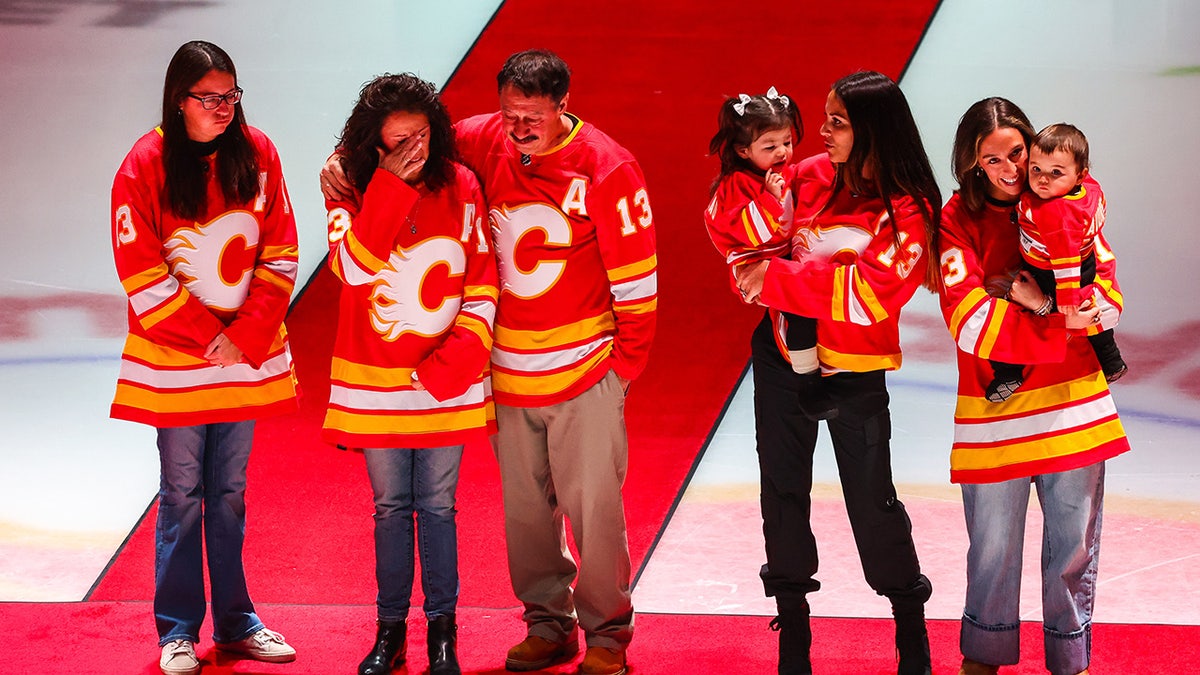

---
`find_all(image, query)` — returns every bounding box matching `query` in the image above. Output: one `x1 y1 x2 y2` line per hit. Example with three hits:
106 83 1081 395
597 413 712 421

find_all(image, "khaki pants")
493 370 634 649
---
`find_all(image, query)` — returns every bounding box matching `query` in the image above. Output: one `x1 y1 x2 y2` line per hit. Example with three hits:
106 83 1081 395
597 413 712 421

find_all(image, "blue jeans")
363 445 463 621
155 422 264 645
960 462 1105 675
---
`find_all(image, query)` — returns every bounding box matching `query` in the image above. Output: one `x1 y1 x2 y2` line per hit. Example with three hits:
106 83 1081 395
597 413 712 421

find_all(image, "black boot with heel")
358 619 406 675
770 598 813 675
427 613 461 675
891 575 933 675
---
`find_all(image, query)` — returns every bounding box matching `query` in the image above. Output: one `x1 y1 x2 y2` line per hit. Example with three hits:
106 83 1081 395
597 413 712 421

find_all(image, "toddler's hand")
764 169 786 202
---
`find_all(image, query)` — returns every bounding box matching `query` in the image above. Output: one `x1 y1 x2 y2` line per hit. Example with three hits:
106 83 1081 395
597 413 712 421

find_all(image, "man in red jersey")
324 50 656 675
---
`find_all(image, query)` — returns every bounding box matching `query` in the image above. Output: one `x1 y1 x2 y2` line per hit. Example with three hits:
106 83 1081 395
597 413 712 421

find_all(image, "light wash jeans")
363 445 463 621
155 422 264 645
960 462 1105 675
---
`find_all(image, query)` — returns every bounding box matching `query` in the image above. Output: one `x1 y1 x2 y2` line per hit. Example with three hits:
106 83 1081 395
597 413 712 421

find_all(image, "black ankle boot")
891 575 932 675
358 620 406 675
770 599 813 675
427 613 461 675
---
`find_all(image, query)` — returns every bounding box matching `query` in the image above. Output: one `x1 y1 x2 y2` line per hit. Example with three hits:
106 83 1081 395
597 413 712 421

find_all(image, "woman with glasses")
110 40 299 675
320 73 498 675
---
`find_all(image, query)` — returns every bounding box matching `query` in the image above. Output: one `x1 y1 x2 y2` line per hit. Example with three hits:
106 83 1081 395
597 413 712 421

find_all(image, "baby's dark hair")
1033 123 1090 173
708 89 802 193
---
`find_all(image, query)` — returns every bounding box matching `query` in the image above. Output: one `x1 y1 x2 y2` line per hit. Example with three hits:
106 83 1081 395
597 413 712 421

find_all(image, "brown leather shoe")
505 635 578 672
958 658 999 675
580 646 626 675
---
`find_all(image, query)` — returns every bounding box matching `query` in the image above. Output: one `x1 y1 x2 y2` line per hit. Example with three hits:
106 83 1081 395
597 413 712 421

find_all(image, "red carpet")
1 602 1192 674
16 0 1196 673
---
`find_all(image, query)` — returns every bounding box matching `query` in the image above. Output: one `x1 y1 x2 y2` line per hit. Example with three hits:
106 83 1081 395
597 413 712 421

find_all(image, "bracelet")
1033 297 1053 316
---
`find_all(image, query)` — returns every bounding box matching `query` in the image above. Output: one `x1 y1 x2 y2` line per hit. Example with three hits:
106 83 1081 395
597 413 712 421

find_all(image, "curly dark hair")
337 73 458 194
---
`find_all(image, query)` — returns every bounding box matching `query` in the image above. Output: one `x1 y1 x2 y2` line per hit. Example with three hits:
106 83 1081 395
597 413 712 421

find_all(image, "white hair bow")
766 86 790 109
732 93 752 116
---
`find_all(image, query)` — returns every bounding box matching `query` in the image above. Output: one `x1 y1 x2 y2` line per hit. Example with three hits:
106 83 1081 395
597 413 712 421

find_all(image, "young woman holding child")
736 71 940 675
936 96 1130 675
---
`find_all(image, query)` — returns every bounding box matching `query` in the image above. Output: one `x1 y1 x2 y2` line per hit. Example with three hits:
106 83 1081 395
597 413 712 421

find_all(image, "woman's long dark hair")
827 71 942 289
951 97 1036 213
337 73 458 194
160 40 259 220
707 90 803 196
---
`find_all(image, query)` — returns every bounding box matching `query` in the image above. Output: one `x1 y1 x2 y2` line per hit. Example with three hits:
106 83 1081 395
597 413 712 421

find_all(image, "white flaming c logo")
165 211 259 312
369 237 465 341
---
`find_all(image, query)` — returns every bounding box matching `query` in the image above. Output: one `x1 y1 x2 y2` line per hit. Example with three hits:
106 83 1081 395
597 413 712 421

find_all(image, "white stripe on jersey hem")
117 350 292 388
954 393 1118 445
329 381 487 411
490 336 610 373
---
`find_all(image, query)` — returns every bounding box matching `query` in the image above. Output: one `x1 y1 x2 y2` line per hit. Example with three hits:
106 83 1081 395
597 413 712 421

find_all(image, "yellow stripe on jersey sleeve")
261 244 299 260
457 314 494 349
740 210 764 247
253 267 295 294
1095 277 1123 307
495 313 616 350
121 264 170 294
345 229 388 275
851 268 888 323
329 251 346 282
463 283 499 301
607 255 658 284
816 344 902 373
616 298 657 315
831 267 848 322
976 300 1009 360
140 289 188 330
948 287 989 340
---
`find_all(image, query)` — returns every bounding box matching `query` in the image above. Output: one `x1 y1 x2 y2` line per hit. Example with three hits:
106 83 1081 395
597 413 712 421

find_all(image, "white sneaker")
159 639 200 675
218 627 297 663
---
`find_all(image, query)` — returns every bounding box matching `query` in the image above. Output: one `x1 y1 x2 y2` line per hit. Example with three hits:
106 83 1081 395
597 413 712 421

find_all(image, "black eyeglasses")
186 87 243 110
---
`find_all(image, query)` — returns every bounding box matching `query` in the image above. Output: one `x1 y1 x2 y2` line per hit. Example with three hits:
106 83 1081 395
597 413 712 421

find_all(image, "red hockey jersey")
110 126 298 427
1018 174 1106 308
704 166 798 266
455 112 657 407
322 164 498 449
938 192 1129 484
759 154 928 373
